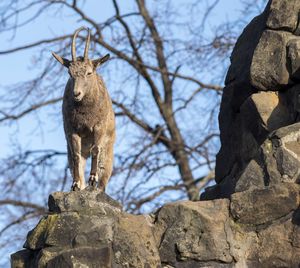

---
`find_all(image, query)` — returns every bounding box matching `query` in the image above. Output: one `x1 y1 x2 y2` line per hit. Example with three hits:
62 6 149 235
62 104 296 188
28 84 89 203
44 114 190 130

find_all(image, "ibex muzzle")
52 27 115 192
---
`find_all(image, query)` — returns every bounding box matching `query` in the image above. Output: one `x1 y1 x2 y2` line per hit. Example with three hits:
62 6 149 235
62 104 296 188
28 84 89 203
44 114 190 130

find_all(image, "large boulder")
12 188 161 268
154 199 232 266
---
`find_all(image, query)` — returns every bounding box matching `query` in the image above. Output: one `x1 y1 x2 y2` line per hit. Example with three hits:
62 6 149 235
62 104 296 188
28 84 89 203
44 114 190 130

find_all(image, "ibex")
52 27 115 192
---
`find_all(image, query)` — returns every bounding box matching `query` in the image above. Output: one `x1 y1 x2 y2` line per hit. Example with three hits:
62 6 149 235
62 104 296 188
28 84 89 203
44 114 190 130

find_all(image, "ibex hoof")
88 175 98 188
71 182 80 191
98 181 106 192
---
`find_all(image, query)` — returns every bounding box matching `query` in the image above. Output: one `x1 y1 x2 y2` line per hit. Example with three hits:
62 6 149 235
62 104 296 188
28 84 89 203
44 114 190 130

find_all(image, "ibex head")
52 27 110 102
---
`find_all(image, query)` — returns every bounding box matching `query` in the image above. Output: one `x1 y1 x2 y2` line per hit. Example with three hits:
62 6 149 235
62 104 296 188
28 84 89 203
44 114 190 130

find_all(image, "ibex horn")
84 28 91 60
71 26 89 62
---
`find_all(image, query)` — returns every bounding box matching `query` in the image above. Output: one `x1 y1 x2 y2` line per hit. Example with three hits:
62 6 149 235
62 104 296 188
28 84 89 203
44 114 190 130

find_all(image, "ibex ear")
52 52 70 68
92 54 110 69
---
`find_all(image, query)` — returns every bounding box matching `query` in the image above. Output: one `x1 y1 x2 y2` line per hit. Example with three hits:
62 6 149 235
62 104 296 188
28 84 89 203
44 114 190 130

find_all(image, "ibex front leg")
89 145 101 188
69 133 86 191
89 127 105 190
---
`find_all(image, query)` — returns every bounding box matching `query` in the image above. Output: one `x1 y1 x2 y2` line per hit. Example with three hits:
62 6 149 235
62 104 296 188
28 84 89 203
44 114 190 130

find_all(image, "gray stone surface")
287 38 300 80
270 123 300 183
250 30 292 91
155 199 232 265
235 159 265 192
48 186 122 213
257 219 300 267
230 183 299 225
113 214 160 267
45 247 115 268
225 9 268 88
11 249 34 268
266 0 300 32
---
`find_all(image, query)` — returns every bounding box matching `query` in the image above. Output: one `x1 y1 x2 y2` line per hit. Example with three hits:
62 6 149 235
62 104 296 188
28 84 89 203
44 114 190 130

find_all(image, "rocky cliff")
11 185 300 267
11 0 300 267
203 0 300 199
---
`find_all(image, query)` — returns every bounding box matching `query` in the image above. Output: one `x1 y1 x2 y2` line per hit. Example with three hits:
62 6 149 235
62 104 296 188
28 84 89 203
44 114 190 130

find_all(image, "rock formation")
202 0 300 199
11 185 300 267
11 0 300 267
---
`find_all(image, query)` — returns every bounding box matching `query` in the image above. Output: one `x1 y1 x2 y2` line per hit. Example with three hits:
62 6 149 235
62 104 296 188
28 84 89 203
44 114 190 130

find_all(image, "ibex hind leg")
88 145 100 189
67 146 80 191
98 144 113 192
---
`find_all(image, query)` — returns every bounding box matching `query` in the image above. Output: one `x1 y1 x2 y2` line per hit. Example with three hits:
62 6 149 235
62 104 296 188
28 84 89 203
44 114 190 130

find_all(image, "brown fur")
52 27 115 191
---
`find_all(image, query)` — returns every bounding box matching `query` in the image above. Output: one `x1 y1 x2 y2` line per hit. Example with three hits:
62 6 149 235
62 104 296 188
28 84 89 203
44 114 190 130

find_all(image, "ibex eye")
87 72 93 75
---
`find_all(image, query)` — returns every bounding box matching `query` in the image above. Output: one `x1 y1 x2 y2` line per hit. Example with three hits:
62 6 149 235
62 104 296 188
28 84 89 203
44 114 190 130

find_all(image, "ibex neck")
81 76 105 106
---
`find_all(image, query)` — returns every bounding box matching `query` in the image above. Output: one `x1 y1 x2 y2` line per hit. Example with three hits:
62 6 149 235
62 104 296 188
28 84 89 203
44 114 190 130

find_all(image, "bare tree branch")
0 97 62 122
0 35 71 55
0 200 46 212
